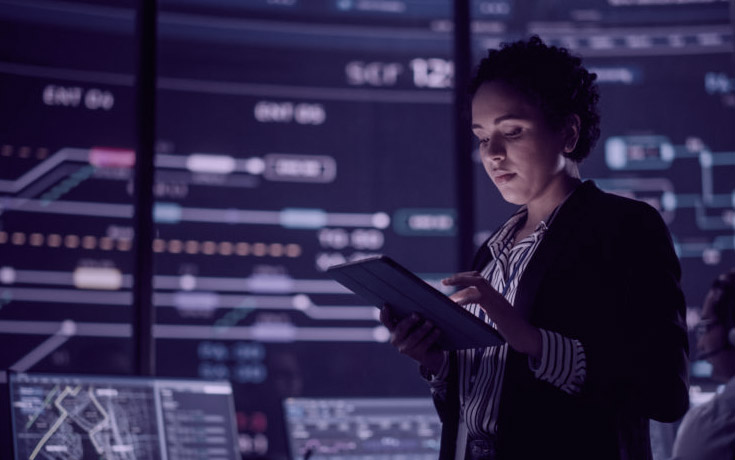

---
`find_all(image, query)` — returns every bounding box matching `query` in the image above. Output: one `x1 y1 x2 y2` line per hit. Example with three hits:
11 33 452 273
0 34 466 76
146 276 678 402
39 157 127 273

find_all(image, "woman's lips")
493 172 515 185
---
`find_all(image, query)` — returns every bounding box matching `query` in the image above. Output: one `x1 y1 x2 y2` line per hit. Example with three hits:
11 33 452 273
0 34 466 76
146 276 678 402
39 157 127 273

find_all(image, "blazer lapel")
512 181 596 320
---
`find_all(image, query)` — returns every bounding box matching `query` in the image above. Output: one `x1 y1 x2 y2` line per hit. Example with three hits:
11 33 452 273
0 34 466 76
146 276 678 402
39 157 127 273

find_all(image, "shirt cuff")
529 328 587 394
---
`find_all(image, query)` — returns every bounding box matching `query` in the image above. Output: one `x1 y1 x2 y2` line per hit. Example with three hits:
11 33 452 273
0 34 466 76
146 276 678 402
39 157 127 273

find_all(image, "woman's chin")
496 188 526 206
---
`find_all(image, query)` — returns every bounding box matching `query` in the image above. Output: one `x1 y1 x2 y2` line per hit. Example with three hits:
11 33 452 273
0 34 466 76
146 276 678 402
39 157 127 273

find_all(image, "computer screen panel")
283 397 441 460
9 373 239 460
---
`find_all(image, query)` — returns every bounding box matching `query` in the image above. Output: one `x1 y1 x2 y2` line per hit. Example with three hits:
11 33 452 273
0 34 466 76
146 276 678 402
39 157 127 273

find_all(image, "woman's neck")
525 161 580 228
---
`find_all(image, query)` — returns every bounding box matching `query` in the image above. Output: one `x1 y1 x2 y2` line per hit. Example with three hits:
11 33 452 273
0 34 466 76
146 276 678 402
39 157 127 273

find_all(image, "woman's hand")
379 306 445 374
443 271 542 360
444 271 510 314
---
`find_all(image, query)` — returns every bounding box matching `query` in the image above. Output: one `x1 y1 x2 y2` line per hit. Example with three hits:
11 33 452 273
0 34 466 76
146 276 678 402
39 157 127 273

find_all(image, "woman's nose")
485 136 506 161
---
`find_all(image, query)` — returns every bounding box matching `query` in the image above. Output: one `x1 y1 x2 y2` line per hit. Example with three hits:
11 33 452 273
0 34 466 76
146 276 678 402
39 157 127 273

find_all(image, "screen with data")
9 373 239 460
1 1 456 458
151 1 457 457
1 0 733 459
283 397 441 460
0 0 138 381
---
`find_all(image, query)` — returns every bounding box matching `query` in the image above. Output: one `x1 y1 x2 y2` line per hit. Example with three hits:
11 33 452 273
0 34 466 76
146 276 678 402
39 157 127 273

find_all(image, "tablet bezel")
327 255 505 350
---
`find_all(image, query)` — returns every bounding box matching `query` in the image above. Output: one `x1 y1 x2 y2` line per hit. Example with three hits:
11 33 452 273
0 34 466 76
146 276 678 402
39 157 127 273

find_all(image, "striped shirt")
428 204 587 442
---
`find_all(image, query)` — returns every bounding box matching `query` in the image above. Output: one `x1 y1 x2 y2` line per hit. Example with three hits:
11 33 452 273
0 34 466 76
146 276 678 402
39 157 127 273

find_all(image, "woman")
381 36 689 460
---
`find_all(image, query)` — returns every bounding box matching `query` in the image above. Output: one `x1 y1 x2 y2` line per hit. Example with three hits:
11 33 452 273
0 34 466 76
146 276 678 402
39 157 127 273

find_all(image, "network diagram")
0 141 458 385
600 134 735 264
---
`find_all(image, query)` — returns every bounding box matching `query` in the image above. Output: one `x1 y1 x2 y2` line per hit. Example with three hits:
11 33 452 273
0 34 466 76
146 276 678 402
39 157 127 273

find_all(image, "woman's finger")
442 271 483 286
450 287 480 305
391 314 420 344
404 326 441 355
442 272 486 287
398 320 435 354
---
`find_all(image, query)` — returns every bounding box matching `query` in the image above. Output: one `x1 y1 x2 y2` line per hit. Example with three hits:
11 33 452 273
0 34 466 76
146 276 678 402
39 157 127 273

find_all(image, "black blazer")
436 181 689 460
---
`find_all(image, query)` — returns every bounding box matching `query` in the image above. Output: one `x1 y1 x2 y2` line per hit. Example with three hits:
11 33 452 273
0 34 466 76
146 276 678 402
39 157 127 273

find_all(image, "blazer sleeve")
617 202 689 422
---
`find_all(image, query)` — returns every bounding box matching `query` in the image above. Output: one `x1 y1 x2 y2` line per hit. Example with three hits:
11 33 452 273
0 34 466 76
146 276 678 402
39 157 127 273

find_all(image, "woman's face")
471 80 571 206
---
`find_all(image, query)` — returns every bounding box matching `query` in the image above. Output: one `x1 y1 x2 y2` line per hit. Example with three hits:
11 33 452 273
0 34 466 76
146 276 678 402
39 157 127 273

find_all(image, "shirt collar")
486 207 527 256
486 182 580 255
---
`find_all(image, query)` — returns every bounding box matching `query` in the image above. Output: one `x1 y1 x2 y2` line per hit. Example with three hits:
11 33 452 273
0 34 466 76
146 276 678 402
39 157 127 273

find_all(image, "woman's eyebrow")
493 113 525 124
472 114 525 130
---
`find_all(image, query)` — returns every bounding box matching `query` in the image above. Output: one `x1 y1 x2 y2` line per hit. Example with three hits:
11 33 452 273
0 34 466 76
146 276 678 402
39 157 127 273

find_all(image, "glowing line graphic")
0 320 131 337
3 288 132 305
4 198 389 229
0 148 88 193
154 324 388 342
0 320 389 342
28 386 80 460
10 320 77 372
2 197 133 218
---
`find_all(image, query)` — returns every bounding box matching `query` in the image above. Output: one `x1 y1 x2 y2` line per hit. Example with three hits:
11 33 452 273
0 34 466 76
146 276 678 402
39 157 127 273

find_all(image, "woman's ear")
563 114 581 154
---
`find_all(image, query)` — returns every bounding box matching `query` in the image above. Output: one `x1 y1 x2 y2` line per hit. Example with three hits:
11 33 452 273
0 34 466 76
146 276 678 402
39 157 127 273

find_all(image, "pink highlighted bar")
89 147 136 168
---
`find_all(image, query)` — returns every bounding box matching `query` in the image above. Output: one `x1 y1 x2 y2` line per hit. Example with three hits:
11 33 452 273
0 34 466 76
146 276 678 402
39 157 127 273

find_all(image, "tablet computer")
326 255 504 350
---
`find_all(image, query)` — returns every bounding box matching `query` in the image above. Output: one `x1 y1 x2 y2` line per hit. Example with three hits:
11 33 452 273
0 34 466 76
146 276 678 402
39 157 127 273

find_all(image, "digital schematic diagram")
9 373 240 460
598 134 735 264
0 133 457 405
11 379 161 460
0 145 335 197
1 19 459 460
0 139 455 347
283 397 441 460
21 1 735 459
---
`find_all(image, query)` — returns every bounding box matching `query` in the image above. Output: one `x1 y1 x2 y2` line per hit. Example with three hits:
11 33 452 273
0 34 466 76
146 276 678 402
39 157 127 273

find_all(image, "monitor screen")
9 373 239 460
283 397 441 460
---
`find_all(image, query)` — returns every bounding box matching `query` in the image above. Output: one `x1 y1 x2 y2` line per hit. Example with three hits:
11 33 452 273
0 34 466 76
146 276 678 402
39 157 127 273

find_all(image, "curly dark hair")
469 35 601 162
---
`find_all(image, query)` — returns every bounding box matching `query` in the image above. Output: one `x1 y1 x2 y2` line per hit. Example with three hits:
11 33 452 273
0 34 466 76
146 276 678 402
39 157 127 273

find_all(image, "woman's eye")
504 128 522 138
479 138 489 145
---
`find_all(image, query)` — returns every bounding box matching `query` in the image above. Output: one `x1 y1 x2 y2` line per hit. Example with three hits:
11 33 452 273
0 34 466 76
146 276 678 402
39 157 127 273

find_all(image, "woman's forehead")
471 81 539 121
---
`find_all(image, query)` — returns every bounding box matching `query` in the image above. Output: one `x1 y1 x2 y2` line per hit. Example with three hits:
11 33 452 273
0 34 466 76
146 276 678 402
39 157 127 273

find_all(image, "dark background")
1 0 733 458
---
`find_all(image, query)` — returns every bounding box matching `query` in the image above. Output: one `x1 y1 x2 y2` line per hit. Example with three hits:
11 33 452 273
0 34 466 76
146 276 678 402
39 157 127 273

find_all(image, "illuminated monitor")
9 373 239 460
282 397 441 460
